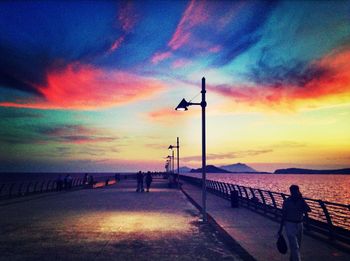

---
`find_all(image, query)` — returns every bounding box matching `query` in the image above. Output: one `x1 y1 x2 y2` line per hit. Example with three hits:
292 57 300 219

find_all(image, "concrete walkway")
181 182 350 261
0 179 241 261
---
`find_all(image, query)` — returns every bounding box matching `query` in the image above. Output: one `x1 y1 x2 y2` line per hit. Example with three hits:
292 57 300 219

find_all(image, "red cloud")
0 63 165 110
211 48 350 111
109 2 137 52
109 35 125 52
168 0 208 50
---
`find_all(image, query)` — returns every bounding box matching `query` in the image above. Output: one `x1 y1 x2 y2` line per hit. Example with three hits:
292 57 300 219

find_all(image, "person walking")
278 185 311 261
145 171 153 192
136 171 144 192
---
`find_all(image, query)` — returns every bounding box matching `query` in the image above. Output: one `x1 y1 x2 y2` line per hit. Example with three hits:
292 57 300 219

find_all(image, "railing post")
268 191 279 218
18 183 24 196
242 186 249 207
9 183 15 198
319 200 334 240
257 189 266 212
26 182 32 195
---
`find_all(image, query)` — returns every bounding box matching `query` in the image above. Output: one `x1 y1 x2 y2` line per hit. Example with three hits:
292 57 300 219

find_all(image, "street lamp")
168 137 180 188
175 77 207 222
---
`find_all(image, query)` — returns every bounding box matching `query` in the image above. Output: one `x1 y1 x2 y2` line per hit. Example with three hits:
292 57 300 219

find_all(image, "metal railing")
179 175 350 245
0 175 117 200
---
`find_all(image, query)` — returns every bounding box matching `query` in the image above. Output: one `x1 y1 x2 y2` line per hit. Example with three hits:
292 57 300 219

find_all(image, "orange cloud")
0 63 165 110
211 47 350 111
147 107 197 124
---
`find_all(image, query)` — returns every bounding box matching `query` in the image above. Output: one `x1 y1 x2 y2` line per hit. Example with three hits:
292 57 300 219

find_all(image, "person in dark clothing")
136 171 144 192
56 175 63 191
278 185 311 261
83 174 88 185
145 171 153 192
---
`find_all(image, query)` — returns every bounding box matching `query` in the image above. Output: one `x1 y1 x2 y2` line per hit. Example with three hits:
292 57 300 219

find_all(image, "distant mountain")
190 165 230 173
177 166 192 173
220 163 257 173
274 168 350 174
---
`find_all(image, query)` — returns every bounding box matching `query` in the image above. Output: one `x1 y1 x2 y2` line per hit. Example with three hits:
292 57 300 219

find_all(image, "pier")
0 176 349 260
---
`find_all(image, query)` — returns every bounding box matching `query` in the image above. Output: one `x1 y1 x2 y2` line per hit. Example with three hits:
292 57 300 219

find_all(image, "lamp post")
168 137 180 188
175 77 207 222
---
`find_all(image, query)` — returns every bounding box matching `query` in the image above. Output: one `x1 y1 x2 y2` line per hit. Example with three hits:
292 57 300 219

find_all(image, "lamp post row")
175 77 207 222
168 137 180 188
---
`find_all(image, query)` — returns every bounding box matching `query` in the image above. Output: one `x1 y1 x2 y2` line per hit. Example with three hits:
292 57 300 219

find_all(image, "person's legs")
297 223 303 249
285 222 301 261
136 181 140 192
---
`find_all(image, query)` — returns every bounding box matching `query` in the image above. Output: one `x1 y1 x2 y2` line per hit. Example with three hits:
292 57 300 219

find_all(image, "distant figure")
145 171 153 192
67 174 73 189
278 185 311 261
83 174 88 185
88 175 94 186
136 171 144 192
56 175 63 191
64 175 68 190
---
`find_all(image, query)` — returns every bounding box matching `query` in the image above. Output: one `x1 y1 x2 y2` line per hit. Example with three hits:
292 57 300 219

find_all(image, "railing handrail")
179 174 350 245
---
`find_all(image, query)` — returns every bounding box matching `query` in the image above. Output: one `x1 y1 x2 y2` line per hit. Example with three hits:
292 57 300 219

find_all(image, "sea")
186 173 350 205
1 172 349 205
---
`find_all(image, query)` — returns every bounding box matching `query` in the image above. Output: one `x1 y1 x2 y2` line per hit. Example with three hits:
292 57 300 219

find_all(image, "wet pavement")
0 179 241 261
181 182 350 261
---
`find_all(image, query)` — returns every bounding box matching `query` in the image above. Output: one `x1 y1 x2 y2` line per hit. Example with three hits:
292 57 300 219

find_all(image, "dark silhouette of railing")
179 175 350 245
0 175 117 200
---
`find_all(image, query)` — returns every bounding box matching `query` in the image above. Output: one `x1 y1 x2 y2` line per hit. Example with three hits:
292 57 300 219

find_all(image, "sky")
0 0 350 173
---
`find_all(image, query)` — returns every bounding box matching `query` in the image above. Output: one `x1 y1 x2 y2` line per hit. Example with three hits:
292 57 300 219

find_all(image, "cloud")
147 107 197 124
0 124 119 146
167 0 207 51
151 51 172 64
182 149 273 162
0 63 165 110
108 2 138 53
172 59 192 69
271 141 307 149
0 110 42 119
149 1 275 66
210 47 350 111
36 124 118 144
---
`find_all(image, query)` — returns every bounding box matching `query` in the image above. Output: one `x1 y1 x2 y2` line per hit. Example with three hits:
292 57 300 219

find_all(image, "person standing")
136 171 144 192
145 171 153 192
278 185 311 261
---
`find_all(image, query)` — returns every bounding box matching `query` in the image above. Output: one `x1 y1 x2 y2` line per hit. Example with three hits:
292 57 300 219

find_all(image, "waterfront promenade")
0 179 241 261
181 182 350 261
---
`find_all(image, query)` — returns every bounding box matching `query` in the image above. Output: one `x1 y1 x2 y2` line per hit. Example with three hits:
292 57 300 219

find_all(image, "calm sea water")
186 173 350 205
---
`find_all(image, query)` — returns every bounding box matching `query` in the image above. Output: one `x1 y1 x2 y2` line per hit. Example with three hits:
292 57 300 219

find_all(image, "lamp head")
175 98 189 111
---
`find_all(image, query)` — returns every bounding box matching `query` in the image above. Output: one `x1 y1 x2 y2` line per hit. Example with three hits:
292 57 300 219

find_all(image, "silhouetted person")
64 175 68 190
88 175 94 187
279 185 311 261
83 174 88 185
66 174 73 189
145 171 153 192
136 171 144 192
56 175 63 191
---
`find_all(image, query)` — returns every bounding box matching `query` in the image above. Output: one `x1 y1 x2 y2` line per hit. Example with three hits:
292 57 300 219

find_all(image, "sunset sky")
1 0 350 172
